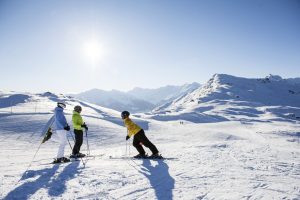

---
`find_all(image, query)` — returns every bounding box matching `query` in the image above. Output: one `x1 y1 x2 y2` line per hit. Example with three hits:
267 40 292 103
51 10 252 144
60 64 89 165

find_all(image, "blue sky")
0 0 299 93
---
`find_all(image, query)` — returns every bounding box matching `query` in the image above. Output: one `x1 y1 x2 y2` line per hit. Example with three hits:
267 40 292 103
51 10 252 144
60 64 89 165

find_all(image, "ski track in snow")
0 112 300 200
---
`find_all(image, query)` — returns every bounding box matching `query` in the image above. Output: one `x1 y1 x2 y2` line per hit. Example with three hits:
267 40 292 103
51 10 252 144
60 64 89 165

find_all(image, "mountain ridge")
73 82 201 113
149 74 300 123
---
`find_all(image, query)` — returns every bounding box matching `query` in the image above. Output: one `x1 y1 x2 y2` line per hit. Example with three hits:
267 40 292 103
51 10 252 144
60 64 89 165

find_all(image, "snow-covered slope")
0 91 104 114
74 83 201 113
150 74 300 123
0 91 138 128
128 82 201 105
1 88 300 199
73 89 155 113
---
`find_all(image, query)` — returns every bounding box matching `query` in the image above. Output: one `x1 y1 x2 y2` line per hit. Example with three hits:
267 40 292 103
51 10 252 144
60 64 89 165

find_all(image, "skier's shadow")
47 161 81 197
4 161 81 199
139 159 175 200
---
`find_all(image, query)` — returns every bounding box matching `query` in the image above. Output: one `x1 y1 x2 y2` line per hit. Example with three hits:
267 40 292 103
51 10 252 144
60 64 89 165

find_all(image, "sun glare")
82 40 103 65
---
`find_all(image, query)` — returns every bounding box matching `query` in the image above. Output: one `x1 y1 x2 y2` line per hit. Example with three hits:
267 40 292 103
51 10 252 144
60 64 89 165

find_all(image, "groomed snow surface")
1 113 299 199
1 74 300 200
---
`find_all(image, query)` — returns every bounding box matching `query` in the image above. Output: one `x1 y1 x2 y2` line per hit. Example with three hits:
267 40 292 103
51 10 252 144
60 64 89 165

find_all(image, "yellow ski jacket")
72 111 83 130
124 117 141 137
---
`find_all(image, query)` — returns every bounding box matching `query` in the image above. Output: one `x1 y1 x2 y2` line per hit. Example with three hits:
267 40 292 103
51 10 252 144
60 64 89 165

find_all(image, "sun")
82 39 103 65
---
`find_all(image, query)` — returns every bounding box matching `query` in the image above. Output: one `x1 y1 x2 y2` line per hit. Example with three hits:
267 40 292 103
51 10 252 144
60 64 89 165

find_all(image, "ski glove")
81 123 88 130
126 135 130 140
64 125 70 131
42 128 53 143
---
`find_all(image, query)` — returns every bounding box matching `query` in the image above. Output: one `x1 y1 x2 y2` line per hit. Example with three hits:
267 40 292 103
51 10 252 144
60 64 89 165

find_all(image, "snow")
74 83 200 113
150 74 300 123
1 74 300 199
1 116 299 199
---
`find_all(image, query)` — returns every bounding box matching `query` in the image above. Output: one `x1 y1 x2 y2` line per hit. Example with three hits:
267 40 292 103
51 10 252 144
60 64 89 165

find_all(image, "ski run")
1 74 300 199
1 114 299 199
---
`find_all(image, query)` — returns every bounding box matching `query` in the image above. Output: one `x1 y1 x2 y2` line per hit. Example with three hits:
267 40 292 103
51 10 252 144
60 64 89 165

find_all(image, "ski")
36 154 103 166
41 159 80 165
108 156 177 160
40 115 55 137
70 153 105 159
85 153 105 158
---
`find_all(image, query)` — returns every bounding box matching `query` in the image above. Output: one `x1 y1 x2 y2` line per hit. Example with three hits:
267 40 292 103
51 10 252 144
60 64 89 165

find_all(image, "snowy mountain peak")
74 83 201 113
151 74 300 123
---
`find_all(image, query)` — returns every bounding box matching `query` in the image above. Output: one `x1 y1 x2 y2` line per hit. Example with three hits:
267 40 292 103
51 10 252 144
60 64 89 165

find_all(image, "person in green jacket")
71 105 88 158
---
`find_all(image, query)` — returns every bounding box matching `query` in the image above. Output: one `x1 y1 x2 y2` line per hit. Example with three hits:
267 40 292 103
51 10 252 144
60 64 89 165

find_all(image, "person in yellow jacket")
121 111 161 159
71 105 88 158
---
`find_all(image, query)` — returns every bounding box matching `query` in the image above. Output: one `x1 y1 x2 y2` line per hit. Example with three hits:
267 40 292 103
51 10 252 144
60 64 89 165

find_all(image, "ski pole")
126 130 130 157
85 129 90 156
69 130 75 142
125 140 128 157
128 139 131 156
68 131 86 167
18 141 43 183
66 135 73 152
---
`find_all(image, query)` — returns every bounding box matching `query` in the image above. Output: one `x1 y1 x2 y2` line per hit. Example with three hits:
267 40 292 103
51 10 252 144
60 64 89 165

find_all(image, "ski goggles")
57 102 66 109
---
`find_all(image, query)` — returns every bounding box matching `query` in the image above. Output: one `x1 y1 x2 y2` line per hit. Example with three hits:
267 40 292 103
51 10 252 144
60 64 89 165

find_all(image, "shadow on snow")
139 159 175 200
4 161 81 199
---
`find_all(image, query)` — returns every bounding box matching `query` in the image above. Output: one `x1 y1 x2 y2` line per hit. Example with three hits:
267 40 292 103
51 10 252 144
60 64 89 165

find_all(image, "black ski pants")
73 129 83 155
133 129 158 155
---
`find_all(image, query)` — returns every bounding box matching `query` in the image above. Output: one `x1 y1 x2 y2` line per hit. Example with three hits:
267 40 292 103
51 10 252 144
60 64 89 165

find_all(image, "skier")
71 105 88 158
53 102 71 163
121 111 161 159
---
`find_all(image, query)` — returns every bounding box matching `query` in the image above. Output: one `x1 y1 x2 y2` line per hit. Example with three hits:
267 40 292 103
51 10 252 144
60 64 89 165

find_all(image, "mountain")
73 89 155 113
127 82 201 105
149 74 300 123
74 83 201 113
1 86 300 199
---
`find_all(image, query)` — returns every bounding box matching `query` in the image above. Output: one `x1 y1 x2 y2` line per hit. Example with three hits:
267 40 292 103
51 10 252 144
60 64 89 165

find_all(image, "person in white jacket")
54 102 71 163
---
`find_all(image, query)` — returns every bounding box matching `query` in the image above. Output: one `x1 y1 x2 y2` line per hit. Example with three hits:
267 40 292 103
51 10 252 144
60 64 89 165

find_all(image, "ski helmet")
57 102 66 109
74 105 82 113
121 111 130 119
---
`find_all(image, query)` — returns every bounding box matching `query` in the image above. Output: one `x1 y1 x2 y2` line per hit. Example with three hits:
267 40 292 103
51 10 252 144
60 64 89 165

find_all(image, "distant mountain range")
2 74 300 123
73 83 201 113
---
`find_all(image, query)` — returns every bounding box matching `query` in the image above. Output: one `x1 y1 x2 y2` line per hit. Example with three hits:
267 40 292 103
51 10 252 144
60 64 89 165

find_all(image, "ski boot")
53 157 70 163
70 152 86 158
76 152 86 158
133 154 148 159
148 153 163 159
